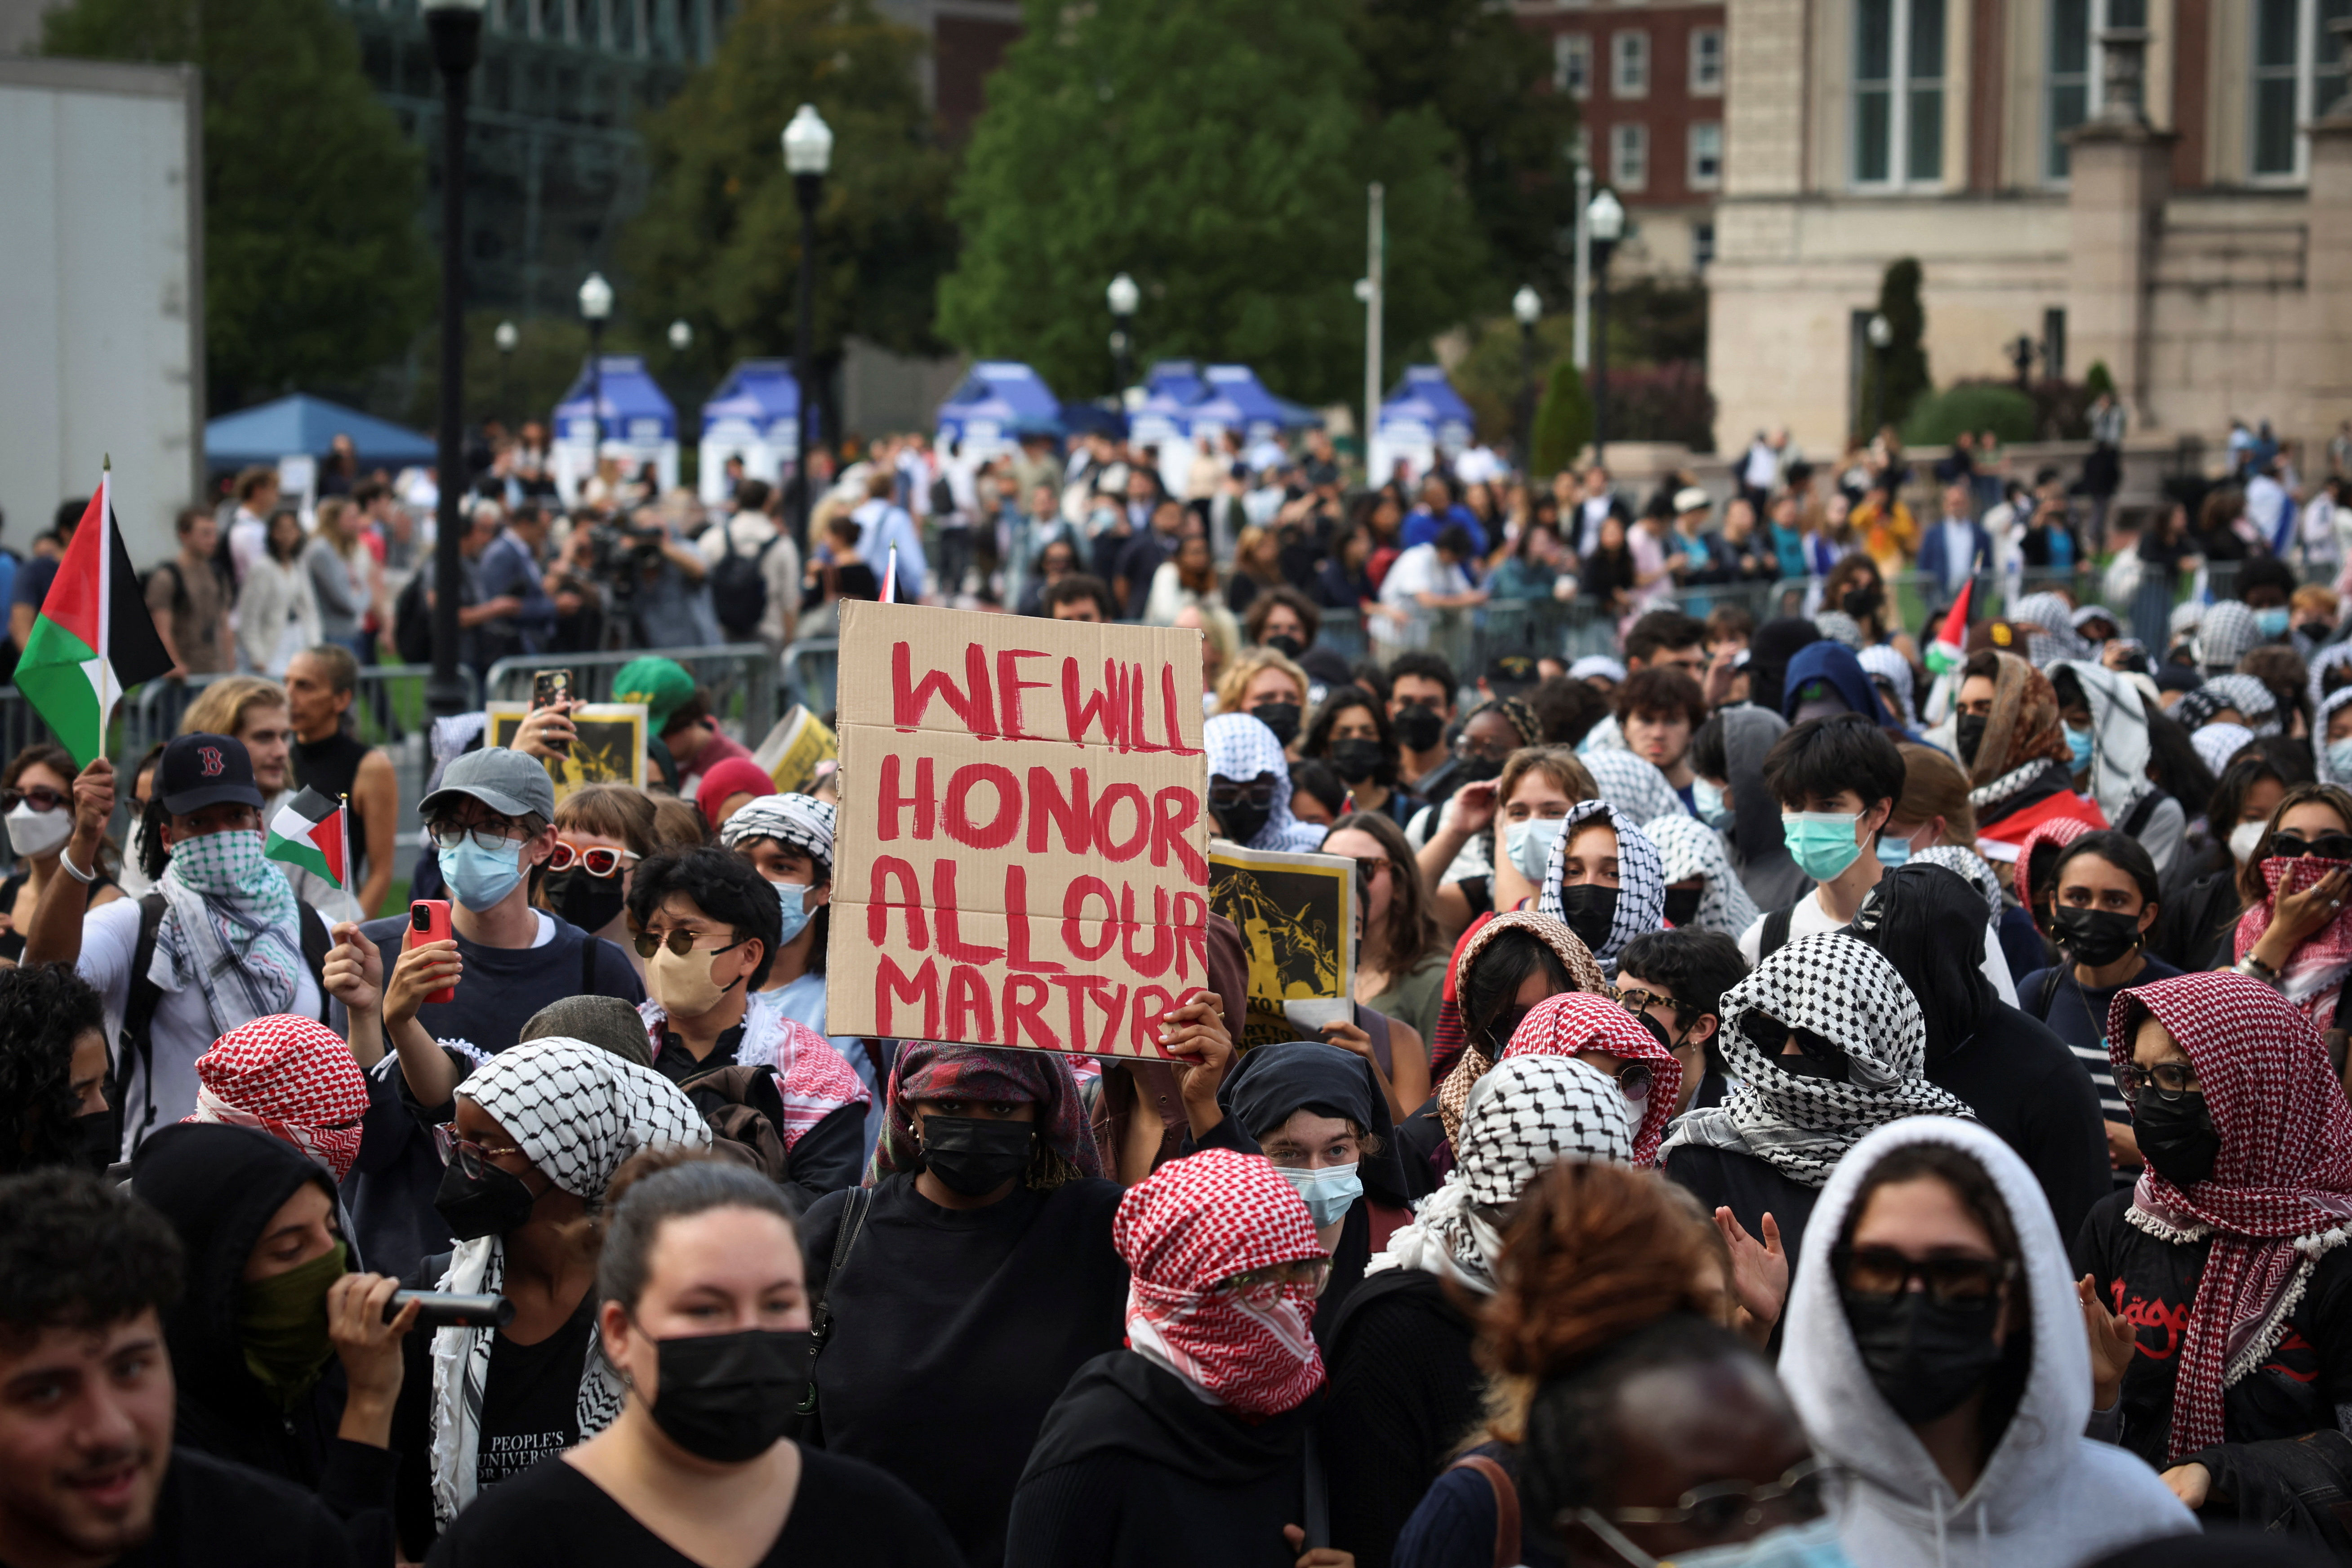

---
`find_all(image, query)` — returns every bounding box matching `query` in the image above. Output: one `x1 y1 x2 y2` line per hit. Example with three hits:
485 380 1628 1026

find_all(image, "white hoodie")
1780 1117 2196 1568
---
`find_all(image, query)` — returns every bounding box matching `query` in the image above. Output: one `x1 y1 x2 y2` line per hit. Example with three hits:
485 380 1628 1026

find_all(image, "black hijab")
1746 617 1824 717
1848 863 1997 1063
1217 1041 1406 1206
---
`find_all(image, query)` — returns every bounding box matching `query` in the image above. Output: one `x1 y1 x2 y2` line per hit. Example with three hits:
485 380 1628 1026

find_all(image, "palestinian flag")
15 466 174 767
266 788 350 891
1925 578 1973 675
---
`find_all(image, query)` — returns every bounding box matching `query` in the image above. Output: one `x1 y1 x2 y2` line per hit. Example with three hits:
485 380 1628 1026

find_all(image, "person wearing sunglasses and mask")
385 1039 708 1559
799 1042 1126 1568
1780 1119 2194 1568
427 1156 961 1567
0 742 122 963
538 784 657 981
2229 782 2352 1039
623 847 866 1208
1206 711 1330 852
2075 973 2352 1545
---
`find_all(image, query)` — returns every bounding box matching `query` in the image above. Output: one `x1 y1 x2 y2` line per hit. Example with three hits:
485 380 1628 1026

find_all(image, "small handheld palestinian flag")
15 461 174 767
1925 578 1973 676
266 788 351 892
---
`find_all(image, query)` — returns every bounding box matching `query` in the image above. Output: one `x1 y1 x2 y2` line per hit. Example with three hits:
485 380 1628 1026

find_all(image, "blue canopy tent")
1059 400 1126 439
695 361 824 504
552 356 679 503
935 362 1065 455
1196 365 1323 444
1143 361 1207 406
1369 365 1476 484
205 394 435 470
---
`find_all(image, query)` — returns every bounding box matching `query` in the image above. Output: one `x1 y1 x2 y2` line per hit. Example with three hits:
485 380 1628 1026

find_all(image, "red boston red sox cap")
157 732 265 815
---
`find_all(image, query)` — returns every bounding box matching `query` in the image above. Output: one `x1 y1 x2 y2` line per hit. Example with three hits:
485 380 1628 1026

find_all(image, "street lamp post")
423 0 486 720
493 318 518 428
1106 272 1139 396
1866 311 1893 439
1585 189 1625 466
782 104 833 557
578 272 613 492
668 319 693 355
1511 286 1542 468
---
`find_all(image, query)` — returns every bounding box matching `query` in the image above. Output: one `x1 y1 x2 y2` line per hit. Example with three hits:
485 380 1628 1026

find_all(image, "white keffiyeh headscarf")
718 792 835 874
1857 644 1918 729
1639 814 1762 935
428 1041 711 1523
1369 1056 1630 1294
1911 844 2003 922
2308 644 2352 715
2183 673 2282 737
2013 591 2094 667
2320 689 2352 787
2190 721 2259 780
1538 798 1666 977
1204 712 1327 852
1660 932 1974 1187
1578 748 1691 828
2196 601 2264 674
151 829 305 1034
2049 658 2157 829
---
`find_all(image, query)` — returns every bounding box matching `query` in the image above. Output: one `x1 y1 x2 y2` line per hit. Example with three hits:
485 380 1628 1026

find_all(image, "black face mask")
1663 886 1703 927
433 1159 540 1242
1394 705 1446 753
1842 586 1883 620
1329 738 1386 784
2133 1091 2220 1188
920 1115 1035 1197
1265 634 1306 661
2299 622 2334 644
1251 702 1302 748
542 868 627 933
1216 801 1271 846
1840 1287 2006 1425
1554 884 1619 953
646 1328 812 1462
1956 713 1989 767
72 1109 116 1176
1452 753 1503 785
2051 904 2143 969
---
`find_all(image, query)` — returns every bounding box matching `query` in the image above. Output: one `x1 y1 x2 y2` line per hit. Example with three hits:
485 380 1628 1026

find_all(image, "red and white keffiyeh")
2104 971 2352 1460
1114 1148 1328 1417
2233 855 2352 1025
2015 815 2093 938
184 1013 371 1182
1501 991 1683 1167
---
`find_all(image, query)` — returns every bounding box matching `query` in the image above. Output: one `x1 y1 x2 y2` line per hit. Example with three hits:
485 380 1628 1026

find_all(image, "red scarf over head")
185 1014 371 1183
1501 991 1682 1167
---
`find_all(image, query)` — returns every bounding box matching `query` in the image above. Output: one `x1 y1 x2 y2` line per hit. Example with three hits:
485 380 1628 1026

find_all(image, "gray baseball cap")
416 746 557 823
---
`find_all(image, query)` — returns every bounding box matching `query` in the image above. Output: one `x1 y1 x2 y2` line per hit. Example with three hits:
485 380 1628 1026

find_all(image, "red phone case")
410 900 455 1004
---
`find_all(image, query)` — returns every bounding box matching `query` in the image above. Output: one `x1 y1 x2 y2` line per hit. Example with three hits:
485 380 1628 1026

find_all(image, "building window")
1694 221 1717 269
1691 27 1726 94
1688 120 1724 187
1613 30 1651 97
2253 0 2352 178
1613 122 1650 188
2048 0 2148 177
1556 33 1594 98
1853 0 1946 186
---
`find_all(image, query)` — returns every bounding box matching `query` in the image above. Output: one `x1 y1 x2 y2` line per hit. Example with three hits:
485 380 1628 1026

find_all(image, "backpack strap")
1449 1453 1521 1568
583 931 600 997
1760 904 1795 960
797 1185 873 1417
2036 963 2065 1023
114 894 171 1154
2122 790 2162 838
296 902 332 1022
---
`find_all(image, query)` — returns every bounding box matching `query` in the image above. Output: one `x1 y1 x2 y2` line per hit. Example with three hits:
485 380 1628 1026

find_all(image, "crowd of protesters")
7 414 2352 1568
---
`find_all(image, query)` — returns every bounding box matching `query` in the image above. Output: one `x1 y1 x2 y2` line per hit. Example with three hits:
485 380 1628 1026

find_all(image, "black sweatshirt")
799 1174 1128 1568
1925 999 2112 1252
1662 1142 1825 1268
1320 1269 1482 1568
121 1447 355 1567
1004 1352 1324 1568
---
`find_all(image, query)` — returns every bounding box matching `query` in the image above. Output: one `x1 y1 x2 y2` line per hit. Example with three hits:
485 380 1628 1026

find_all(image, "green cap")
611 657 696 730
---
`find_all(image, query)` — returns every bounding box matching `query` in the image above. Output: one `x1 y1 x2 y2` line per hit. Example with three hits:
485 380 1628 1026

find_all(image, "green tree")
619 0 955 385
1531 357 1594 478
937 0 1486 405
2084 359 2116 399
1856 257 1931 439
1348 0 1581 299
45 0 433 414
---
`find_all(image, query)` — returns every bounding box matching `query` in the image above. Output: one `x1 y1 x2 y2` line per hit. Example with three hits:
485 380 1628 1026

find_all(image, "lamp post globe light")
1866 312 1893 436
783 103 833 555
1512 286 1542 465
1106 272 1139 394
578 272 613 491
493 318 518 427
1585 188 1625 466
423 0 486 719
668 318 693 353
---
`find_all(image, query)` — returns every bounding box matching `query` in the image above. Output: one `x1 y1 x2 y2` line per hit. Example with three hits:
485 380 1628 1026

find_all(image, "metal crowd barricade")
781 638 841 721
487 644 781 744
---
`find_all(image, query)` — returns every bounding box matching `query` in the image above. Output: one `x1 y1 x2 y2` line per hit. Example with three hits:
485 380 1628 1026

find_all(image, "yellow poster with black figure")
1206 840 1356 1051
487 702 650 799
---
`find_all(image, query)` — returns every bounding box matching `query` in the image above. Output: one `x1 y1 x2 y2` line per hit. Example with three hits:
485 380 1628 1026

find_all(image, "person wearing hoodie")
1779 1116 2196 1567
2050 659 2189 878
1847 864 2111 1250
1952 650 2085 843
1693 706 1812 911
2075 971 2352 1549
1779 641 1915 738
1534 798 1667 981
1206 711 1332 853
130 1122 418 1567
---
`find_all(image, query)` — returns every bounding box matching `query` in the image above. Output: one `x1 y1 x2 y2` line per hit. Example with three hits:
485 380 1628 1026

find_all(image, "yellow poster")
487 701 650 800
1206 840 1357 1052
750 704 839 796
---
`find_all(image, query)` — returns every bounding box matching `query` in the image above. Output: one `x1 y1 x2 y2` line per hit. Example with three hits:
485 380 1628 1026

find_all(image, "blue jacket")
1780 640 1917 739
1399 506 1488 556
1915 517 1995 599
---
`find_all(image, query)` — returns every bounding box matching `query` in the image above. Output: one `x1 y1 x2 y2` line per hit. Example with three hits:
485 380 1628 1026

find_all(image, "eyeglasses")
1455 735 1517 763
2115 1060 2200 1104
2269 831 2352 862
1216 1258 1331 1295
432 1125 526 1180
546 841 638 877
429 820 528 852
1349 856 1388 886
1208 780 1278 810
1583 1054 1655 1102
0 785 67 813
1615 986 1689 1021
1589 1459 1827 1538
1832 1246 2017 1306
633 928 749 960
1481 1004 1534 1053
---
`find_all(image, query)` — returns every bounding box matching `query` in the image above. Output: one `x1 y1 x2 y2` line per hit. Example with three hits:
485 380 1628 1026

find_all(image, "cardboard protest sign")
1206 841 1356 1051
750 704 838 795
828 601 1211 1056
488 702 649 799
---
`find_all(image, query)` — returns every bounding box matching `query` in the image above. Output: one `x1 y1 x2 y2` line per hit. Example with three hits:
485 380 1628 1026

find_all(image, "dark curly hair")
0 964 107 1176
0 1168 182 1350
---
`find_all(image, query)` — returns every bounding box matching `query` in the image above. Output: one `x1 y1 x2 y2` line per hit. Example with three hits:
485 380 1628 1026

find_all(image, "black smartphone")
532 669 573 755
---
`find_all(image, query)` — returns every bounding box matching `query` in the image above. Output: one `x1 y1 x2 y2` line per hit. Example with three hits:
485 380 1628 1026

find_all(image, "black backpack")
709 526 779 640
392 570 433 664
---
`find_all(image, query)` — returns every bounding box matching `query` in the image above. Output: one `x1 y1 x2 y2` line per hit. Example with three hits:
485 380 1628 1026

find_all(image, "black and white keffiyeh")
2196 601 2263 674
1579 748 1690 828
1369 1055 1630 1294
2013 592 2094 667
1857 645 1918 729
2049 658 2157 828
1811 611 1865 650
1204 712 1327 852
2308 644 2352 714
1639 814 1762 935
2190 721 2259 779
718 792 835 874
2322 689 2352 787
1910 844 2004 922
1659 932 1974 1187
2183 673 2281 737
152 829 305 1033
428 1041 711 1523
1537 798 1665 976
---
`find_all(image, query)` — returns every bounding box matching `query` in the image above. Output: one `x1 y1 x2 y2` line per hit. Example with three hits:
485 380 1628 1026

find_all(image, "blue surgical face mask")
1694 776 1733 829
1576 1511 1851 1568
771 880 813 945
2330 738 2352 780
1505 818 1566 881
1876 830 1912 869
1782 811 1865 883
2066 724 2095 774
1276 1162 1361 1227
438 837 524 913
2257 606 2292 637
